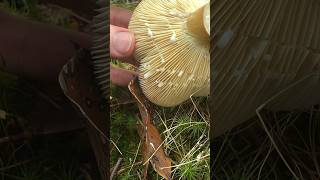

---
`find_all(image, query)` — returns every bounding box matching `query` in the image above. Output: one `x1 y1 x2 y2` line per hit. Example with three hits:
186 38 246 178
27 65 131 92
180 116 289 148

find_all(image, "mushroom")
212 0 320 136
129 0 210 107
91 0 108 98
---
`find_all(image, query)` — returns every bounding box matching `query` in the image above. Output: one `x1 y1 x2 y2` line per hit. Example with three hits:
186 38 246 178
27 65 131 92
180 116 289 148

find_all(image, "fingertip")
110 6 133 28
110 26 136 59
110 66 138 87
123 31 135 57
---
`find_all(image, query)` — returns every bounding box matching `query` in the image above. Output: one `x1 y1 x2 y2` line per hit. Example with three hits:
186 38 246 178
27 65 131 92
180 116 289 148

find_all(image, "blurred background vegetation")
0 0 99 179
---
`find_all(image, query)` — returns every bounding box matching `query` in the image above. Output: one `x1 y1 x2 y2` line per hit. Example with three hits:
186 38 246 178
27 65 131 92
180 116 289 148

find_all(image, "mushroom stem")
186 3 210 39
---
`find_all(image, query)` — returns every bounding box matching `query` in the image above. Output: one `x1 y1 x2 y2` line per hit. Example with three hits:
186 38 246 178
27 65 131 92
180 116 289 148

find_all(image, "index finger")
110 6 133 28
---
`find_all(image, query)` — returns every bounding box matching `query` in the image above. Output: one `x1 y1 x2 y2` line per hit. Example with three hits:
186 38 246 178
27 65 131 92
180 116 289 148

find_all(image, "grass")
110 80 210 179
109 1 210 179
157 101 210 179
213 107 320 179
0 0 86 30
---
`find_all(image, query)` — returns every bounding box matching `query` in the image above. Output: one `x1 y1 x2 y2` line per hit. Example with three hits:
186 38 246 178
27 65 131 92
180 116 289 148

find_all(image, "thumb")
110 25 135 59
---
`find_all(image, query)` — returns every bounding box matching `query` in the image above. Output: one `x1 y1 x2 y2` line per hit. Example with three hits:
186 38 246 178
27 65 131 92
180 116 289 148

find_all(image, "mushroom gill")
212 0 320 136
129 0 210 107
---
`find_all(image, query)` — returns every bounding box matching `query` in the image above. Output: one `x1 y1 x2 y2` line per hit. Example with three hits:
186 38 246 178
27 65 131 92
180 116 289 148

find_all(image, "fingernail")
113 31 133 54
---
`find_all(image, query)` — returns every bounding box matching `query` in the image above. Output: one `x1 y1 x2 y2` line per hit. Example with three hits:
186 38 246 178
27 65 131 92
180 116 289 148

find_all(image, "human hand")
110 6 138 87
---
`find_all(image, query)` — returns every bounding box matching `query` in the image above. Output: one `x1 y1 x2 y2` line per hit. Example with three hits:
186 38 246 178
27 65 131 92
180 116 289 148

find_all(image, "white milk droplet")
160 54 165 63
158 82 164 87
156 67 165 72
147 28 153 37
188 74 194 81
144 71 152 79
169 8 177 16
170 32 177 43
178 71 184 77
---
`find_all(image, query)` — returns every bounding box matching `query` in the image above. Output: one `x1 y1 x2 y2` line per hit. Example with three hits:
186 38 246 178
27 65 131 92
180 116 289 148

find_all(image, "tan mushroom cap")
129 0 210 107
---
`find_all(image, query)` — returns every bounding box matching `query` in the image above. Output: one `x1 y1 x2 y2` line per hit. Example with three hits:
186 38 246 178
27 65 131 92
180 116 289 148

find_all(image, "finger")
110 6 132 28
111 65 138 87
110 25 137 65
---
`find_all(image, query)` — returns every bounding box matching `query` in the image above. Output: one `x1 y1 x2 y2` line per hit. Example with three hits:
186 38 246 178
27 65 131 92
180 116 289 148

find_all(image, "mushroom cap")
212 0 320 136
129 0 210 107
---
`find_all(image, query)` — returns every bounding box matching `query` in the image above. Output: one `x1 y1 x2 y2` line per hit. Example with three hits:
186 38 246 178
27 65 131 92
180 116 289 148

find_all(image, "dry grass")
213 106 320 179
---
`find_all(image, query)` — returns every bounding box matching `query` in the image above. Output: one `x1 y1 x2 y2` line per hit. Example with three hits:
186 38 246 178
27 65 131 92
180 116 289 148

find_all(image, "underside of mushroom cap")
129 0 210 107
91 0 108 98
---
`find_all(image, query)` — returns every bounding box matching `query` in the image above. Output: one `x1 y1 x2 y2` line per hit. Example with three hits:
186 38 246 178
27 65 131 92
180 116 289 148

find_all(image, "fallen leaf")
129 78 172 180
58 49 109 179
